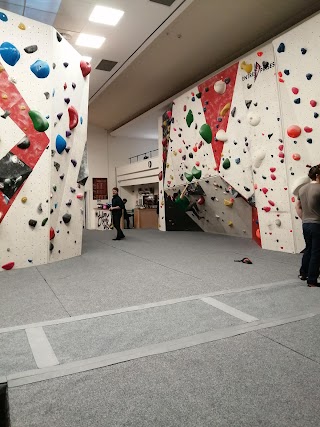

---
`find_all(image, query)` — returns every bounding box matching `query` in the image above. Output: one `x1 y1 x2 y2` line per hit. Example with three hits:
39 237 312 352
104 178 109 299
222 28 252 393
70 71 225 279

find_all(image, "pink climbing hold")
310 100 317 107
270 167 276 172
291 197 295 202
287 125 301 138
271 174 276 180
77 194 84 200
278 145 284 151
262 206 271 212
80 60 91 77
262 187 268 194
304 126 313 133
2 261 14 270
292 87 299 95
292 153 301 161
254 183 258 190
195 161 200 166
268 200 275 206
278 152 285 158
68 106 79 130
178 148 182 153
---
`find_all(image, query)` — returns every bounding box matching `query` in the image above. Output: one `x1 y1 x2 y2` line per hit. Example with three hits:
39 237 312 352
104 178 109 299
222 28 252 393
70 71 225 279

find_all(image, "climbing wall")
273 14 320 253
0 10 90 271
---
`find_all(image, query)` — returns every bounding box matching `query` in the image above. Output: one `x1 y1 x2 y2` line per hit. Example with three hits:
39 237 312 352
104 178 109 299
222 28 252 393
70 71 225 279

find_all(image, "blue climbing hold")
80 116 83 125
0 42 20 66
277 42 285 53
0 12 8 22
56 134 67 154
30 60 50 78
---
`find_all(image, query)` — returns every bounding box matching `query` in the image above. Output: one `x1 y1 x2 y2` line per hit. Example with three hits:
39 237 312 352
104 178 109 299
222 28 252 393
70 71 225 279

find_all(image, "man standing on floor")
295 165 320 287
109 187 125 241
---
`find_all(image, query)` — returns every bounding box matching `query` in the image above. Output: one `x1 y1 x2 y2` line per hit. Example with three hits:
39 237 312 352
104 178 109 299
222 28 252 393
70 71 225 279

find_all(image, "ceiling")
1 0 320 136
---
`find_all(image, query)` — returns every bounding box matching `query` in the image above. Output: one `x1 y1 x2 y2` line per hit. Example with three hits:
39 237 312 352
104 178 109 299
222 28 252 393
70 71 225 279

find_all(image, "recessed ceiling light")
82 56 92 63
76 33 105 49
89 6 124 26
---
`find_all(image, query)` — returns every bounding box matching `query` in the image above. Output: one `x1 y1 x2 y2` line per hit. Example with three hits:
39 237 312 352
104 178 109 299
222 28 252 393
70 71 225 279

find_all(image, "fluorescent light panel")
76 33 105 49
89 5 124 26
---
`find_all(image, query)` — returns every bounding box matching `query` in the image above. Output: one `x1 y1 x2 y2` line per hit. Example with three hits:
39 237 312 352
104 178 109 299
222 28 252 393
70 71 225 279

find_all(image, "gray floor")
1 229 319 426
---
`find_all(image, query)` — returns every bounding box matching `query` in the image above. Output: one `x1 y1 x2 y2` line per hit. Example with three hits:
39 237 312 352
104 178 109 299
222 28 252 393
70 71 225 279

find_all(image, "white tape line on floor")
200 297 258 322
25 327 59 369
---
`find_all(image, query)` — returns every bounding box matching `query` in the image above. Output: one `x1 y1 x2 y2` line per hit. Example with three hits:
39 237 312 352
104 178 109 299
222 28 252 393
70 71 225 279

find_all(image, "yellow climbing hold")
0 65 4 73
224 198 234 207
1 93 7 99
228 221 233 227
220 102 231 117
20 104 26 110
173 150 177 156
18 22 26 30
166 164 170 168
21 196 27 203
240 61 252 74
170 175 174 180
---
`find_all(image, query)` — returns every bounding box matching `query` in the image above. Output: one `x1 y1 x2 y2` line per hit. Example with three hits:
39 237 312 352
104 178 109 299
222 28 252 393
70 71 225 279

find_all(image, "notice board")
93 178 108 200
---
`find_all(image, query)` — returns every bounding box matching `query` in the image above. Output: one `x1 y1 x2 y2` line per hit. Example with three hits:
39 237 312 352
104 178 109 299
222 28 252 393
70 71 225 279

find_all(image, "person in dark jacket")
110 187 125 240
122 198 133 229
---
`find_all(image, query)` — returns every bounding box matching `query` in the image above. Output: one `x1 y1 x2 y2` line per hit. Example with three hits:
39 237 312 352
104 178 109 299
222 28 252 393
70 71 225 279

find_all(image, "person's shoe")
112 238 121 241
298 274 307 281
307 282 320 287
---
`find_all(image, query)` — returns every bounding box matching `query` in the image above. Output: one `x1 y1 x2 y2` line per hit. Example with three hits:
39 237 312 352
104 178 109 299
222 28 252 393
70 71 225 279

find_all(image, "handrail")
129 149 158 164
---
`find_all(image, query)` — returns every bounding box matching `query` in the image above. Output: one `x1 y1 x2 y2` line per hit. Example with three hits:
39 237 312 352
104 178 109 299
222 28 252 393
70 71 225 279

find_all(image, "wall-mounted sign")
93 178 108 200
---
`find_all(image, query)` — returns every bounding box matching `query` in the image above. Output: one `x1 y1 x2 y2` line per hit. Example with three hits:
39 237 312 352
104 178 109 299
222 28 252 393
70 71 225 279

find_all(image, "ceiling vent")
150 0 176 6
96 60 118 72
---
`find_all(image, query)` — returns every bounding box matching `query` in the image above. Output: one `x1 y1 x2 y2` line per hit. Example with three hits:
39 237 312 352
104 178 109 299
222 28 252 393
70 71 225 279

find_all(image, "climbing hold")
292 87 299 95
0 42 20 66
56 32 62 42
38 203 43 213
50 227 55 240
72 82 76 89
42 218 48 226
261 188 268 194
18 22 26 30
1 110 10 119
29 110 49 132
304 126 313 133
199 124 212 144
63 62 69 68
256 229 261 239
77 194 84 200
62 213 71 224
278 152 285 159
222 158 231 170
220 103 231 117
284 69 290 75
17 135 30 149
292 153 301 161
310 100 317 107
262 206 271 212
29 219 37 228
287 125 301 138
0 12 8 21
294 98 301 104
197 196 205 205
185 109 194 128
2 262 14 270
158 171 163 181
231 107 236 117
71 159 77 167
224 198 234 207
277 42 285 53
64 98 70 104
314 113 319 118
214 80 226 94
268 200 275 206
245 100 252 109
80 60 91 77
253 150 265 168
54 161 60 171
66 200 72 207
60 174 64 180
57 112 63 120
30 60 50 78
24 45 38 54
192 166 202 180
240 61 253 74
301 48 307 55
228 221 233 227
306 73 312 80
216 129 228 142
21 196 27 203
68 106 79 130
44 92 50 100
80 117 83 125
247 112 261 126
235 158 240 164
270 174 276 181
63 82 67 90
275 219 281 227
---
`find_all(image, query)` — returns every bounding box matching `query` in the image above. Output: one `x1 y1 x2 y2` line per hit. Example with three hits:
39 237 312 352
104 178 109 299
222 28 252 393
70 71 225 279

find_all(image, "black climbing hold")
203 108 206 112
66 200 72 207
277 42 285 53
268 134 273 139
182 155 186 161
53 186 57 192
253 102 258 107
56 32 62 42
247 84 252 89
70 187 76 193
54 162 60 171
60 174 64 180
24 45 38 54
224 77 230 84
234 257 252 264
245 100 252 109
65 147 71 153
238 120 241 123
196 92 202 99
217 117 222 122
306 73 312 80
42 218 48 226
1 110 10 119
301 48 307 55
17 135 30 149
50 242 54 251
72 82 76 89
29 219 37 227
71 159 77 167
307 138 312 144
62 213 71 224
231 107 236 117
294 98 301 104
284 69 290 75
314 112 319 118
262 61 269 69
63 62 69 68
189 153 193 158
57 112 63 120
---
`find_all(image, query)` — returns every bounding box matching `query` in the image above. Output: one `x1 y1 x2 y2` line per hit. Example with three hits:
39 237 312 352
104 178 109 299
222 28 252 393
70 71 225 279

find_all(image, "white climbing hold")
292 176 310 196
252 150 265 168
216 129 228 142
214 80 226 95
275 219 281 227
247 112 261 126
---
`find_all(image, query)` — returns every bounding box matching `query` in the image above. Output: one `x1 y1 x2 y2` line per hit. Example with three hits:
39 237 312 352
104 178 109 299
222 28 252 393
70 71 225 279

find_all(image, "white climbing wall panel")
0 9 89 271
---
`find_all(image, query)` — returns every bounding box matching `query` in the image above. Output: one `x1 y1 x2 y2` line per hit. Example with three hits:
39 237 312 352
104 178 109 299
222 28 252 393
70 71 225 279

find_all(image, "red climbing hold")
278 71 283 77
292 87 299 95
178 148 182 153
2 261 14 270
287 125 301 138
257 51 263 57
270 174 276 180
183 105 187 112
278 145 284 151
64 82 67 90
262 206 271 212
310 100 317 107
50 227 55 240
268 200 275 206
304 126 313 133
195 161 200 166
80 60 91 77
270 167 276 172
292 153 301 161
193 147 198 152
291 197 295 202
197 196 205 205
279 78 285 83
166 111 172 119
262 187 268 194
158 171 163 181
278 152 285 158
68 106 79 130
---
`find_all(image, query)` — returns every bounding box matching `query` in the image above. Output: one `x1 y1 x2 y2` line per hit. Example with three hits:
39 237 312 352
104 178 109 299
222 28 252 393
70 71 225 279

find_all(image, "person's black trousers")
300 222 320 284
112 213 125 239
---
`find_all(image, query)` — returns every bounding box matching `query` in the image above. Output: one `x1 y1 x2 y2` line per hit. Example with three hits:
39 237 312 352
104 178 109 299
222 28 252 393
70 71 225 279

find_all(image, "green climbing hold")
41 218 48 226
186 110 194 128
28 110 49 132
192 166 202 179
222 158 231 169
185 172 193 182
199 124 212 144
